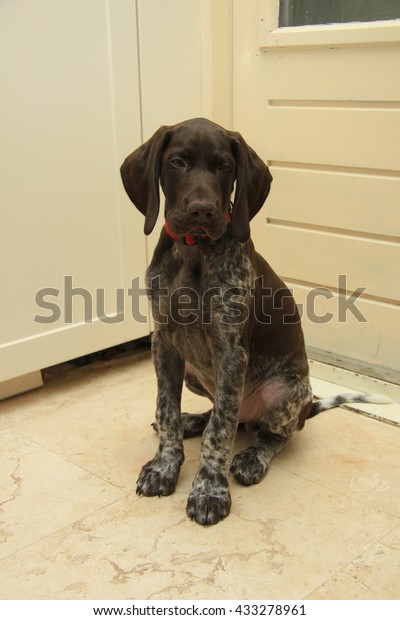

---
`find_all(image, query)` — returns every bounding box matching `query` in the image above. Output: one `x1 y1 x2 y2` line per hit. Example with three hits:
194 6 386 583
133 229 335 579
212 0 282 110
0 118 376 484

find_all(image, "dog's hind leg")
152 411 211 437
231 376 312 486
181 411 212 437
230 430 286 485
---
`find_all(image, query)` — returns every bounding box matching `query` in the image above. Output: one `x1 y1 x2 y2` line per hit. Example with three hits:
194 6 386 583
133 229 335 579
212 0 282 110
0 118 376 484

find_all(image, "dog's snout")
187 200 217 218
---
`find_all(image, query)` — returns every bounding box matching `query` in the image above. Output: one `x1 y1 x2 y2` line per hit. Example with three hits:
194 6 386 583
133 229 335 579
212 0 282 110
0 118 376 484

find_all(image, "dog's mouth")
167 220 227 240
188 224 224 240
166 210 232 242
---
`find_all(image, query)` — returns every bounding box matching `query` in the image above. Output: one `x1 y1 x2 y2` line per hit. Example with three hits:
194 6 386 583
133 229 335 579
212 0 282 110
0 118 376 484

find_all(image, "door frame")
260 0 400 49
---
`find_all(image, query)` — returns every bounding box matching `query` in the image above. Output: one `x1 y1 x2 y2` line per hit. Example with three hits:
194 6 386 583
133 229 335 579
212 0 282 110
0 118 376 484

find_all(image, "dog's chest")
147 240 254 365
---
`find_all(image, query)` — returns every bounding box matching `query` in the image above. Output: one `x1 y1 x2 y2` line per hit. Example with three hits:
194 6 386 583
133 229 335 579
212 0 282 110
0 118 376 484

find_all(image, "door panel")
265 106 400 171
233 0 400 382
267 167 400 238
291 285 400 380
263 226 399 302
266 47 400 101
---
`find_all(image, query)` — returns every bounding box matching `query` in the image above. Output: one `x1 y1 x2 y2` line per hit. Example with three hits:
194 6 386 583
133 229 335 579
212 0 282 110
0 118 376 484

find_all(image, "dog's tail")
308 392 391 419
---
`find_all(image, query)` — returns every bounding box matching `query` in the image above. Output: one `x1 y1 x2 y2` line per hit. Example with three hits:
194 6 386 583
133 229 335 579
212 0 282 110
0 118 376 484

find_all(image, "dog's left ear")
229 132 272 243
120 125 171 235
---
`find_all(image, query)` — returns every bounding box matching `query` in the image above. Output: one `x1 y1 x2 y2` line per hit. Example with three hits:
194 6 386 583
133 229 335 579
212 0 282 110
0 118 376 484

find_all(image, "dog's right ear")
120 126 171 235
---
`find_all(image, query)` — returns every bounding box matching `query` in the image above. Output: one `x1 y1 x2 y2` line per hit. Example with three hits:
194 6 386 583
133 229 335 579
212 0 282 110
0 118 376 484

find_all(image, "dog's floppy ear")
229 132 272 243
120 125 171 235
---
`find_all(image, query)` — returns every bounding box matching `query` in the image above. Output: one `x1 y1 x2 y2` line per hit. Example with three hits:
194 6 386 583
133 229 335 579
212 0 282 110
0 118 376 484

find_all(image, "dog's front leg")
186 345 248 525
136 332 185 497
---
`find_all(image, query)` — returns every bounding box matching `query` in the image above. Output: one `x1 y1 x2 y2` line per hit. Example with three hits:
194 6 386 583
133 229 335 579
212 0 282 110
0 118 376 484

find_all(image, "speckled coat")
121 118 313 525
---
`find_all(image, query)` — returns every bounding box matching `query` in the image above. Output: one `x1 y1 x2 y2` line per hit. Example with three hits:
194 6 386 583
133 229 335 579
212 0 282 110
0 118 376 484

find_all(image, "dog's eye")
217 162 232 172
170 158 186 168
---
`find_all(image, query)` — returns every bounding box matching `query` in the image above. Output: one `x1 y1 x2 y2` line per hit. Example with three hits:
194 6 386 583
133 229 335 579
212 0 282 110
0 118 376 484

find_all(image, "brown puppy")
121 118 373 525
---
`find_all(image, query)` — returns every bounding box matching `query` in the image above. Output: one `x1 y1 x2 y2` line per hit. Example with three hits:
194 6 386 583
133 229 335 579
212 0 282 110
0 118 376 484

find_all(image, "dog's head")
120 118 272 243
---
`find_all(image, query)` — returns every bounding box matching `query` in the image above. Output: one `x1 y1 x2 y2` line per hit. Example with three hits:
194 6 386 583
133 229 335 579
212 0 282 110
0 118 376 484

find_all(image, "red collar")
164 211 231 246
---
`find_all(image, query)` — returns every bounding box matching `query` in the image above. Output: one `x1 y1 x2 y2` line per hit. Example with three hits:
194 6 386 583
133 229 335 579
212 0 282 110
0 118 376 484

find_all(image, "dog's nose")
187 200 217 218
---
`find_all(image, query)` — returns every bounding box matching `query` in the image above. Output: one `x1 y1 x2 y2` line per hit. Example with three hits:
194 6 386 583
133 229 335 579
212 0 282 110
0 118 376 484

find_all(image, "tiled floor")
0 347 399 600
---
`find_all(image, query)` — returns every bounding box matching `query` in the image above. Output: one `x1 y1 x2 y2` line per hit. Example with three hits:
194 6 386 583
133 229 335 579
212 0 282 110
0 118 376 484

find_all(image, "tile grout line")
6 425 135 494
306 520 400 600
274 463 400 522
0 490 136 565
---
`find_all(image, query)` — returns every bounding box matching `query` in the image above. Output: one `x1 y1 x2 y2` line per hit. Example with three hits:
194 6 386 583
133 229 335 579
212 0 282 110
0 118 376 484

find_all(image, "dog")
120 117 389 525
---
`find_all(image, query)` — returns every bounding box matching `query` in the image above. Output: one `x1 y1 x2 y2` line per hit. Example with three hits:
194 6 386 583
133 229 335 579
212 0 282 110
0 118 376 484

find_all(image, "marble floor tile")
274 409 400 518
308 523 400 600
0 349 399 600
7 355 207 493
0 428 124 560
0 461 398 600
0 350 152 431
8 379 155 493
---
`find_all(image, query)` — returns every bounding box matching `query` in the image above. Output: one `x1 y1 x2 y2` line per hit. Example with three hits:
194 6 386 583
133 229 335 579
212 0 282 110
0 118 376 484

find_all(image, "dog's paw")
181 412 210 438
186 478 231 526
136 454 183 497
230 446 268 486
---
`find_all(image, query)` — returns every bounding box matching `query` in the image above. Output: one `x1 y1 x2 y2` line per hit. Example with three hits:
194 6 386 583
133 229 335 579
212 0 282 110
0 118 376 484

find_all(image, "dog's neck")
164 211 231 246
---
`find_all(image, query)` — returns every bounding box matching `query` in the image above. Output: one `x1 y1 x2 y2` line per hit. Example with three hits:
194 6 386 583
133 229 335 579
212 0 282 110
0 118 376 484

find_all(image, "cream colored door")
233 0 400 385
0 0 148 384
